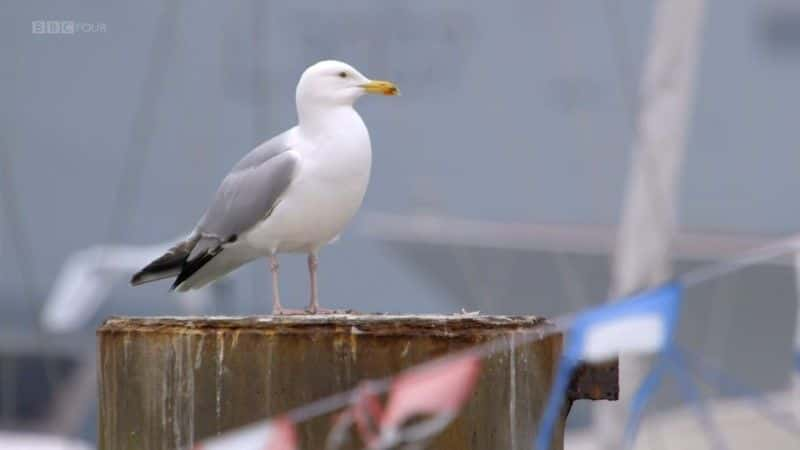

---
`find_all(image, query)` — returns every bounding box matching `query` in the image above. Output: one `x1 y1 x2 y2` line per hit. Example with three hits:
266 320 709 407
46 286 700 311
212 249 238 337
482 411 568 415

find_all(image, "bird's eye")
338 71 347 78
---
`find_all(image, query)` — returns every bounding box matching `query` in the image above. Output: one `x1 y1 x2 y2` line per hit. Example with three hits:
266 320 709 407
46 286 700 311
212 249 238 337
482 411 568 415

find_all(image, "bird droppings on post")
98 314 617 450
122 332 131 367
194 334 205 369
99 314 553 338
215 330 224 431
231 328 242 349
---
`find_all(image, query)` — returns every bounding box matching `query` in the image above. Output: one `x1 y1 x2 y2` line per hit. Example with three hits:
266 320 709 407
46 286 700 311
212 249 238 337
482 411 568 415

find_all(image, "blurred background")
1 0 798 448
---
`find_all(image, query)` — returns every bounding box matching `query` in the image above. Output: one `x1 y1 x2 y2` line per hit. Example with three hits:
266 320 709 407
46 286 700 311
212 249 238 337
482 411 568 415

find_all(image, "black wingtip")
130 270 155 286
130 239 197 287
171 251 217 290
130 266 180 287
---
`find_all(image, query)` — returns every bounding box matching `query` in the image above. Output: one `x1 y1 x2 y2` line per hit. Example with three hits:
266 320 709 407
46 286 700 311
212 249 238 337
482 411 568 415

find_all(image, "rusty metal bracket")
568 360 619 401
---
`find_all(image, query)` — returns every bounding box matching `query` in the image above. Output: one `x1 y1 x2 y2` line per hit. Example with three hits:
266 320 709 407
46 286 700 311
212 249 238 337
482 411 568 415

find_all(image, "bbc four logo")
32 21 106 35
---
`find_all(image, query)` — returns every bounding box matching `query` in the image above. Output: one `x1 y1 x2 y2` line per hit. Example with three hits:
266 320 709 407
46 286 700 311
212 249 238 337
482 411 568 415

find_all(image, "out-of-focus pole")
595 0 706 447
793 254 800 421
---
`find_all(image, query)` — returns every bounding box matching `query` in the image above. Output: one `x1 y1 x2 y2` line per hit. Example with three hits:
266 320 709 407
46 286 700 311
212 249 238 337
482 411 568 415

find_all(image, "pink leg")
270 255 302 315
306 252 334 314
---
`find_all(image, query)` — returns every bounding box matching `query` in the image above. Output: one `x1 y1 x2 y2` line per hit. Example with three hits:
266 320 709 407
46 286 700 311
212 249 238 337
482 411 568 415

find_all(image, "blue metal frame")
535 282 683 450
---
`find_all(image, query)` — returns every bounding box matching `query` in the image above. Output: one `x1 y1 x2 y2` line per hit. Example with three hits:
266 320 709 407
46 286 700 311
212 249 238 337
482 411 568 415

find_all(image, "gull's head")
296 60 399 108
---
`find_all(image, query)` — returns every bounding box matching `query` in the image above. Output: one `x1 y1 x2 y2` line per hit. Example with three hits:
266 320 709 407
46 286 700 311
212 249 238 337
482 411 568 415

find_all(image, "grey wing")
176 149 298 281
134 132 300 290
230 128 294 172
197 150 299 246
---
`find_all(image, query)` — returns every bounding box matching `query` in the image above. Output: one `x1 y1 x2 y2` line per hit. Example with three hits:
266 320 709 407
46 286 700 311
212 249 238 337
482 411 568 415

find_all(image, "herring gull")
131 60 398 314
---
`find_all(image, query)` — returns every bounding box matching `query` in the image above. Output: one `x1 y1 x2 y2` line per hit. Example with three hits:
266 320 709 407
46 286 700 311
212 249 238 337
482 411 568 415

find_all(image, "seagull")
131 60 398 314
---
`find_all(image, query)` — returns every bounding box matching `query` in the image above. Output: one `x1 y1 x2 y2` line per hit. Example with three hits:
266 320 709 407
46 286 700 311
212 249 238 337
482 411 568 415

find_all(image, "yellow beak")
360 80 400 96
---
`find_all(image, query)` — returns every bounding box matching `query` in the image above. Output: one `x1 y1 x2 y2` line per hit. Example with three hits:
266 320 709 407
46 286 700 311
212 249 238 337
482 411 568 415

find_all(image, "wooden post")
98 315 616 450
